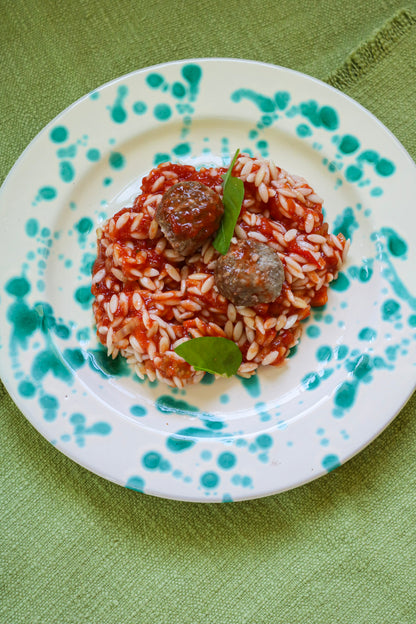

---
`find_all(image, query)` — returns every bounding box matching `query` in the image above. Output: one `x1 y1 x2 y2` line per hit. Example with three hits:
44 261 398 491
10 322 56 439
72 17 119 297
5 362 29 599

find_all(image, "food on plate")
215 239 284 306
91 151 349 388
155 180 224 256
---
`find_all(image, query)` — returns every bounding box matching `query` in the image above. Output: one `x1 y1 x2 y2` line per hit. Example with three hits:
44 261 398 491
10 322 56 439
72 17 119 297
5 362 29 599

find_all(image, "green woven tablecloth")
1 1 416 622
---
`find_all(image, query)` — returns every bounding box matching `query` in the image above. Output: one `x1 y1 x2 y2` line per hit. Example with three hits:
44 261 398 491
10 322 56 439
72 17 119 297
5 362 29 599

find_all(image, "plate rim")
1 57 415 502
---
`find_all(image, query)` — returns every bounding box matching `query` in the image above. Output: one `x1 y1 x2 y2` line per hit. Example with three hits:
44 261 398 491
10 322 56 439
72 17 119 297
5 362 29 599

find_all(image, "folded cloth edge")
326 8 416 90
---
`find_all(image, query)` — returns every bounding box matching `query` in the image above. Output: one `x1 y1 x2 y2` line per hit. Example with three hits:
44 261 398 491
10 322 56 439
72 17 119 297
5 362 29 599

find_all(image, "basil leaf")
213 149 244 255
222 148 240 189
174 337 242 377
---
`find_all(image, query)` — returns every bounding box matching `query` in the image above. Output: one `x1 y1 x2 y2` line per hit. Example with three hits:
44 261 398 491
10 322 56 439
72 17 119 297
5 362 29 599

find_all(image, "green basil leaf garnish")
213 149 244 255
222 147 240 189
174 336 242 377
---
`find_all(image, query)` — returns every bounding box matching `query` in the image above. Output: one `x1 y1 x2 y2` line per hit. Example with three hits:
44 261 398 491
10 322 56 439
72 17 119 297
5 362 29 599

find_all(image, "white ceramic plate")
1 59 415 502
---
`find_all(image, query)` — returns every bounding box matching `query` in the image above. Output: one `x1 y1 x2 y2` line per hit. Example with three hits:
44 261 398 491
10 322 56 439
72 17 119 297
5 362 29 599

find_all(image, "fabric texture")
1 1 416 622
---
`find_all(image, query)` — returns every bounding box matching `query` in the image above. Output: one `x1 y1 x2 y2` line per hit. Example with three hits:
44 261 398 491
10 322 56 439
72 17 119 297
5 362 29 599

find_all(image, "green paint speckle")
39 186 57 201
370 187 383 197
316 346 332 362
335 345 348 360
287 344 298 358
274 91 290 110
109 152 125 169
256 139 268 152
153 104 172 121
382 299 400 321
63 348 86 370
331 272 350 292
89 422 112 436
156 395 199 416
39 395 59 409
86 148 100 161
54 324 70 340
231 89 275 113
80 252 95 276
76 327 90 342
334 381 356 409
371 232 416 309
351 262 373 283
322 454 340 472
239 374 260 398
181 64 202 100
166 425 226 453
296 124 312 138
69 413 111 445
25 218 39 237
299 100 339 130
57 144 77 159
345 165 362 182
18 380 36 398
380 227 407 257
358 150 379 164
76 217 93 235
166 437 194 452
110 85 128 123
172 82 186 98
200 373 215 385
351 354 372 380
59 161 75 183
70 413 85 426
217 452 236 470
7 300 39 348
87 346 130 378
334 207 358 240
319 106 339 130
50 126 68 143
146 73 164 88
358 327 377 341
31 349 72 383
375 158 395 177
6 276 30 298
74 286 93 309
133 101 147 114
126 476 145 492
130 405 147 417
306 325 321 338
173 142 191 156
256 434 273 449
300 101 320 126
142 451 165 470
154 153 170 165
231 474 252 487
302 372 320 390
339 135 360 154
200 471 219 489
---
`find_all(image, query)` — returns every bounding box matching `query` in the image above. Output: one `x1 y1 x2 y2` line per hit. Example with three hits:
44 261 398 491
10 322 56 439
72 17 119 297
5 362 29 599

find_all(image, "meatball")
155 180 224 256
215 239 285 306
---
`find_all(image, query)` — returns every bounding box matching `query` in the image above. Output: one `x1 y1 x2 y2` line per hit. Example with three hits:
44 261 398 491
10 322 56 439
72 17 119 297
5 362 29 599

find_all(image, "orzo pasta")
91 154 349 388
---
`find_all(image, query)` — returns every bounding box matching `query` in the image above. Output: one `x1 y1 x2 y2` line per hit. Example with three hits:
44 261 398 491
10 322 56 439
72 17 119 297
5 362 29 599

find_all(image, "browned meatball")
214 239 285 306
155 181 224 256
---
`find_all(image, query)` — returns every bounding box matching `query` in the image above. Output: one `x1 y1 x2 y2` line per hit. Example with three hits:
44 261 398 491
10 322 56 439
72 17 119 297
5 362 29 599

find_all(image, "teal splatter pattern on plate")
0 59 415 502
